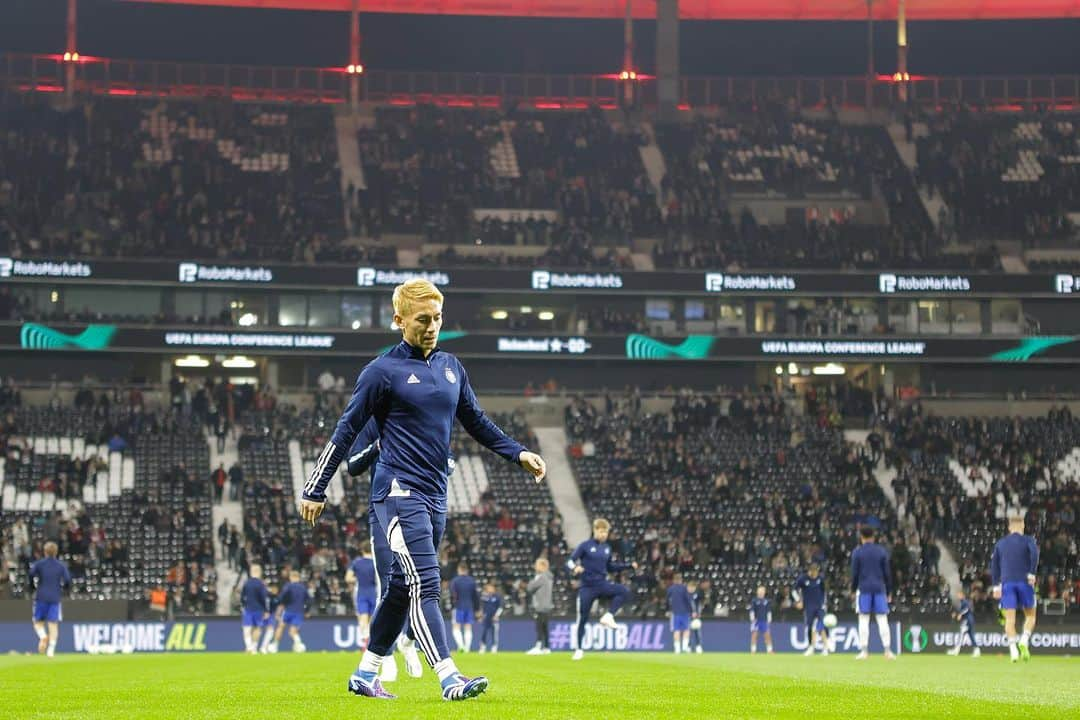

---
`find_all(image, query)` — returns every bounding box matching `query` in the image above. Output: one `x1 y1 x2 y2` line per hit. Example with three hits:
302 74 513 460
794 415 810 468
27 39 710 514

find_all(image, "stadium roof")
126 1 1080 21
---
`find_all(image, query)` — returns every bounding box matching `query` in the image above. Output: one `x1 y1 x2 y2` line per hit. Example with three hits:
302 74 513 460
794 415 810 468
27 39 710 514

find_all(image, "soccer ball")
690 618 702 631
823 614 838 629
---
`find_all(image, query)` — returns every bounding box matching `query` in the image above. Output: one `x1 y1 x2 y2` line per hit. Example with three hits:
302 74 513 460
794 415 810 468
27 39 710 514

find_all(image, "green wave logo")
377 330 467 355
625 334 715 360
20 323 117 351
989 336 1078 362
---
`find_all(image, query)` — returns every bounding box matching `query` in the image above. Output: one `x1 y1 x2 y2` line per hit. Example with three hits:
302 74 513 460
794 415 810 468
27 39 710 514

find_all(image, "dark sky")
2 0 1080 76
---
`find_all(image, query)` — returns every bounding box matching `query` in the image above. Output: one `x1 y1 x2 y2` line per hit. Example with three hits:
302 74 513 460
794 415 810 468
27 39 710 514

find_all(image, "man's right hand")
299 498 326 526
572 565 584 576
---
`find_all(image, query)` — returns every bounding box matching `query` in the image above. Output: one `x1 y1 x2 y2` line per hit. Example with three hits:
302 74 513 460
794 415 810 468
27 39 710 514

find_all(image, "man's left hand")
519 451 547 482
299 498 326 526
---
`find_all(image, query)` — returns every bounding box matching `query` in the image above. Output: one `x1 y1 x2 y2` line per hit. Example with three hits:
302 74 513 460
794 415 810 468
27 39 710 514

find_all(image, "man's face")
594 527 609 543
809 568 819 579
396 299 443 354
757 587 766 599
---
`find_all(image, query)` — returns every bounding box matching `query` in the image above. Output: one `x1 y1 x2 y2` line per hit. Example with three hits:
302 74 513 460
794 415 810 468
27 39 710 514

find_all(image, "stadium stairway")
887 121 950 234
846 430 964 602
207 429 243 614
532 427 591 547
334 108 368 234
637 122 667 215
490 121 521 179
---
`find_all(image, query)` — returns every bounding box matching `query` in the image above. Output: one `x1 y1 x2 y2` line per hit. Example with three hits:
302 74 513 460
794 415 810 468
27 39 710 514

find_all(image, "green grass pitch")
2 652 1077 719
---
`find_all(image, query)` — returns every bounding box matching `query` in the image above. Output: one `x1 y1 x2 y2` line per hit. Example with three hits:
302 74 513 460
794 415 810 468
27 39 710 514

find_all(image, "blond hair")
392 279 444 318
44 541 59 557
593 518 611 532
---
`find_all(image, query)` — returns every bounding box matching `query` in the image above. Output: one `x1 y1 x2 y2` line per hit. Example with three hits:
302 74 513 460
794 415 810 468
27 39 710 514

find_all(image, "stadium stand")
886 403 1080 614
565 390 951 618
0 95 351 263
354 105 656 243
653 108 998 271
0 392 216 614
917 108 1080 242
2 94 1025 272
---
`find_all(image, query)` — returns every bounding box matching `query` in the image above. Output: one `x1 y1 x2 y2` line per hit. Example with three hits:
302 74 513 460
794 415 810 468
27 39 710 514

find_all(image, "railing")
4 53 1080 110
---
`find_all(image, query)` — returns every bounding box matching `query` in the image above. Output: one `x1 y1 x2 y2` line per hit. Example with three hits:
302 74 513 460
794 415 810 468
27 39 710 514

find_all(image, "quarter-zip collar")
399 339 440 362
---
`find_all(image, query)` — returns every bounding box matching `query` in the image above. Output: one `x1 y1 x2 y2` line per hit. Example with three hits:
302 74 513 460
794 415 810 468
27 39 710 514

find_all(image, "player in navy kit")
269 570 309 653
449 563 478 653
29 541 71 657
299 279 546 701
568 518 637 661
240 564 271 655
687 579 704 654
991 511 1040 662
346 541 378 649
478 582 503 654
258 579 280 654
667 573 694 654
749 585 773 654
795 564 830 656
851 526 895 660
947 589 980 657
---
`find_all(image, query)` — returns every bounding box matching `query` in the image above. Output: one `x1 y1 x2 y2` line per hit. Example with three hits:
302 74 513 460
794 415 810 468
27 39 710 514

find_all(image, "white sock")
452 626 465 649
674 644 681 654
1020 631 1031 646
876 615 892 651
463 626 473 650
35 626 47 640
242 627 252 651
434 657 460 683
293 632 303 647
47 641 56 653
766 643 773 652
358 650 385 675
858 614 871 650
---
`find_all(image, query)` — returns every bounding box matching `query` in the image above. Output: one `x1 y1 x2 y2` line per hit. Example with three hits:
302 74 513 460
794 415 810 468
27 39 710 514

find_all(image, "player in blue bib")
851 526 895 660
478 582 503 654
450 563 479 653
240 564 271 654
687 579 704 654
947 589 980 657
991 511 1039 662
269 571 309 653
568 517 637 661
795 564 830 656
347 541 378 649
667 573 694 654
30 541 71 657
749 585 774 654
